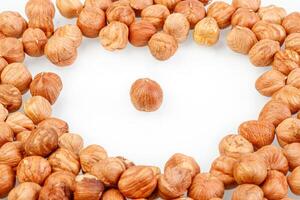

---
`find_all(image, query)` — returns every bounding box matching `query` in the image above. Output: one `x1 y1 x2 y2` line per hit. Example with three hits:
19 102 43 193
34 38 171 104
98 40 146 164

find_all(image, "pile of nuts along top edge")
0 0 300 199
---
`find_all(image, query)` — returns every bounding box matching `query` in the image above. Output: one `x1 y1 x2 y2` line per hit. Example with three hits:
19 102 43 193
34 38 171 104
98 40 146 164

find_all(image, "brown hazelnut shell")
0 11 27 38
130 78 163 112
118 166 158 199
238 120 275 149
129 20 157 47
77 7 106 38
174 0 206 28
0 37 25 64
16 156 51 185
30 72 63 105
24 126 58 157
188 173 224 200
22 28 47 57
48 148 81 175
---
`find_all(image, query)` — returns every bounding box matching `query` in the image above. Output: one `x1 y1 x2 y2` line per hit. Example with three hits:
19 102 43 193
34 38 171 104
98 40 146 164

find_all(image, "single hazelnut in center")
130 78 163 112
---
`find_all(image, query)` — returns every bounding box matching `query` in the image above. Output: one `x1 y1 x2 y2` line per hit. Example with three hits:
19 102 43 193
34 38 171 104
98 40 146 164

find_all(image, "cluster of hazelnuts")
0 0 300 199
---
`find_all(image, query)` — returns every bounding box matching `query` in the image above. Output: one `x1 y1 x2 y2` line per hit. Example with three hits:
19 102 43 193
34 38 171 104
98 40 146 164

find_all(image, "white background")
1 0 300 199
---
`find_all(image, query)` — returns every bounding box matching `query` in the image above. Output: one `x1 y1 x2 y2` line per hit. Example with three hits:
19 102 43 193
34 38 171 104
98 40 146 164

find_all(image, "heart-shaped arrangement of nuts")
0 0 300 199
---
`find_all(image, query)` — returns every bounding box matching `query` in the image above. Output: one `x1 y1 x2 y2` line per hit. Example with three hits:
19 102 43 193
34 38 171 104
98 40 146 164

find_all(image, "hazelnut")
219 134 254 159
276 118 300 147
188 173 224 200
59 133 83 155
233 153 267 185
99 21 129 51
25 0 55 37
272 85 300 113
0 103 8 122
44 171 76 191
232 0 260 11
24 96 52 124
77 7 106 38
148 32 178 60
0 37 25 63
16 131 31 144
255 70 286 97
174 0 206 28
252 20 286 44
285 33 300 54
209 155 237 187
231 8 260 29
54 25 83 48
231 184 264 200
24 126 58 157
141 4 170 30
158 167 192 199
130 78 163 112
48 148 81 175
130 0 153 12
56 0 83 18
79 144 108 172
272 49 300 75
255 145 289 174
0 164 15 198
0 122 13 147
259 100 292 127
248 39 280 67
25 0 55 20
84 0 112 11
39 184 71 200
283 143 300 170
193 17 220 46
102 189 125 200
106 1 135 26
0 11 27 38
129 20 157 47
153 0 180 10
282 12 300 35
287 68 300 90
262 170 288 200
207 1 236 29
238 120 275 149
163 13 190 43
258 5 287 24
0 57 8 73
226 26 257 54
0 84 22 112
6 112 35 134
288 166 300 194
22 28 48 57
17 156 51 185
30 72 62 105
74 174 105 200
118 166 158 199
0 142 23 167
37 117 69 137
7 182 41 200
45 36 77 66
1 63 32 94
165 153 199 178
90 157 126 187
